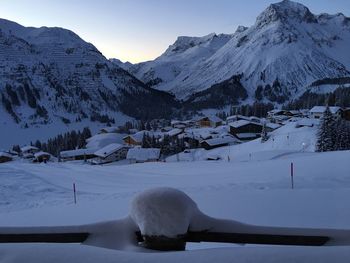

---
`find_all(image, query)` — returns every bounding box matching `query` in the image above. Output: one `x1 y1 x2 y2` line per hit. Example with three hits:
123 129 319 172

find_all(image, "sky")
1 0 350 63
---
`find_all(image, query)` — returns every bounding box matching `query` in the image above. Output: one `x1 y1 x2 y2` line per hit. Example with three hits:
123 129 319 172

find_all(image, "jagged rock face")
0 19 177 127
129 0 350 102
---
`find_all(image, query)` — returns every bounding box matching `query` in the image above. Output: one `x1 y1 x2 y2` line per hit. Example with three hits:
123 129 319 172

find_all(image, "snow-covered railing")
0 188 348 251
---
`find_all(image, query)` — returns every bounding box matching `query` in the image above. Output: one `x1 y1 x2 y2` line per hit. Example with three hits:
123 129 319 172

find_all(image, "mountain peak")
255 0 317 28
164 33 221 54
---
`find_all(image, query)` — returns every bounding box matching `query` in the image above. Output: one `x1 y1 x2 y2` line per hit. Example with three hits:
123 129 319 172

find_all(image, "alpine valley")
1 0 350 147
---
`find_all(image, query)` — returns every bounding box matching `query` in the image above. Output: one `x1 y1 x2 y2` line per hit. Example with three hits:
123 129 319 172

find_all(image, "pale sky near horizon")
1 0 350 63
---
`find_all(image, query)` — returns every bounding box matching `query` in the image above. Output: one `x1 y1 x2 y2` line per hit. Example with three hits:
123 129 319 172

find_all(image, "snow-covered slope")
130 0 350 102
0 19 177 136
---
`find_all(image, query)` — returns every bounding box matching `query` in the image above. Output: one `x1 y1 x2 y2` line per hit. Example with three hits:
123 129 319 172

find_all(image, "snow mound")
130 188 199 238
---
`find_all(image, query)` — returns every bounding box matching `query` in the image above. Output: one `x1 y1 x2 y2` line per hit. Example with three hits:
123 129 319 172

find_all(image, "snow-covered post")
130 188 199 251
73 183 77 204
290 162 294 189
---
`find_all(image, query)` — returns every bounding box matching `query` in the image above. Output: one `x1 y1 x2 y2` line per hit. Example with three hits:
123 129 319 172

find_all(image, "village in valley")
1 105 349 165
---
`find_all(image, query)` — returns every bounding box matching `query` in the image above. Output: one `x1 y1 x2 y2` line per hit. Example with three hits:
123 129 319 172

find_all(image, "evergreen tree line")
141 133 186 157
285 87 350 110
117 119 171 134
13 127 92 157
316 107 350 152
229 102 275 118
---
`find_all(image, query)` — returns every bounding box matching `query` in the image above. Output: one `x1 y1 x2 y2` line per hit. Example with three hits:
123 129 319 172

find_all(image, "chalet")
123 131 163 146
171 120 195 129
0 152 13 163
33 151 51 163
309 106 343 119
86 133 125 149
267 110 300 123
197 116 223 128
229 120 263 141
20 146 39 158
226 115 251 124
60 148 98 161
127 147 161 163
90 143 130 165
200 135 239 150
6 150 19 156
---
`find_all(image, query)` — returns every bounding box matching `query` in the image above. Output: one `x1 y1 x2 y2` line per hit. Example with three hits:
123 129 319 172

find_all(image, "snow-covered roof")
94 143 126 158
226 115 251 122
20 145 39 152
124 130 163 143
249 116 261 122
34 151 51 158
207 115 223 122
202 136 239 147
167 128 183 137
127 148 161 161
288 110 301 115
60 148 98 158
229 120 262 129
0 152 12 158
235 133 259 139
86 133 126 149
309 106 342 114
265 122 281 129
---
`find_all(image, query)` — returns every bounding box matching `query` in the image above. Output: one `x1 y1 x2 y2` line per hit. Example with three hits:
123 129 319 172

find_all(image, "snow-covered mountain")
0 18 177 130
130 0 350 104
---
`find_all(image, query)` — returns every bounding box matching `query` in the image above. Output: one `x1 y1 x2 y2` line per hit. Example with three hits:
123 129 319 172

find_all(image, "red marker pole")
290 162 294 189
73 183 77 204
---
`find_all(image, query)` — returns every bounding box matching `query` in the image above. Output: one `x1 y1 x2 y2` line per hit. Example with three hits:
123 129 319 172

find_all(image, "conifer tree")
316 107 336 152
261 123 268 143
335 119 350 151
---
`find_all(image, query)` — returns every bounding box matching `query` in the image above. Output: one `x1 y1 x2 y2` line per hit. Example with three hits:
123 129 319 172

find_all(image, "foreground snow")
0 150 349 262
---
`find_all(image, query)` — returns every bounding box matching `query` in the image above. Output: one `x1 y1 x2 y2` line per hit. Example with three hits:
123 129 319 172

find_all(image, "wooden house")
90 143 130 165
33 152 51 163
226 115 251 124
60 148 98 161
267 110 300 123
123 131 163 146
229 120 263 141
197 116 223 128
309 106 342 119
20 145 39 158
200 135 239 150
0 152 13 163
123 131 149 146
